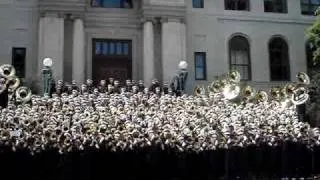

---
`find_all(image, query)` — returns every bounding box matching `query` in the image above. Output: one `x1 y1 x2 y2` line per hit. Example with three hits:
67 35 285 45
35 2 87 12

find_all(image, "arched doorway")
92 39 132 84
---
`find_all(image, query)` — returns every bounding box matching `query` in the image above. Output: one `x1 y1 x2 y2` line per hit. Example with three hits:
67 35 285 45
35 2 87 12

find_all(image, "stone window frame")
225 0 250 11
301 0 320 15
90 0 133 9
268 36 291 81
194 52 207 80
193 0 204 8
264 0 288 13
229 35 252 81
12 47 26 78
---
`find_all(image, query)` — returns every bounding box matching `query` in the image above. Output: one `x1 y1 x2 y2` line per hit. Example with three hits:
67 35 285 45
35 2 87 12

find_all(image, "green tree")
306 9 320 126
307 9 320 65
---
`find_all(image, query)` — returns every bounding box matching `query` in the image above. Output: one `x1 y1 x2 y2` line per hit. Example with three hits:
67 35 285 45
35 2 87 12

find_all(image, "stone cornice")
141 4 186 21
39 0 86 18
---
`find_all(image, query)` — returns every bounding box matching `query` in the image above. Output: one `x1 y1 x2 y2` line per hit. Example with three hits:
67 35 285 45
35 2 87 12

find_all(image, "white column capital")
141 17 157 25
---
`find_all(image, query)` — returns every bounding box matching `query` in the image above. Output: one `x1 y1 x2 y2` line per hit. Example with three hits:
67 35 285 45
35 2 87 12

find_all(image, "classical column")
38 13 64 86
161 17 187 84
143 19 155 87
72 18 85 84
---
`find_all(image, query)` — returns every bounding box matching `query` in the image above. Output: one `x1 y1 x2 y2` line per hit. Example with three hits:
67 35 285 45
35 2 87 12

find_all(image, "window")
194 52 207 80
229 36 251 81
94 40 130 56
225 0 250 11
193 0 204 8
301 0 320 15
91 0 133 8
264 0 287 13
12 47 26 78
269 37 290 81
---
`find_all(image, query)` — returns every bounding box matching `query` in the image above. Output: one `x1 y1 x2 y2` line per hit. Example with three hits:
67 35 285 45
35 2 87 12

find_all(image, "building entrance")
92 39 132 84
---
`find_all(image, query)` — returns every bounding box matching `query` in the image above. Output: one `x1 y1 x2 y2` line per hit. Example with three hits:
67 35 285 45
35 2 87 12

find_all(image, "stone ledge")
141 4 186 20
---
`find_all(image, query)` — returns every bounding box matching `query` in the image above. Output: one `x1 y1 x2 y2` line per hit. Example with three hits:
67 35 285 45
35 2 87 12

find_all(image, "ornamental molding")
141 4 186 22
39 0 86 18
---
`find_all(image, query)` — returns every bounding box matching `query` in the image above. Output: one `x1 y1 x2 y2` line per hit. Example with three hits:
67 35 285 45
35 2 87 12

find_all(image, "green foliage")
306 8 320 65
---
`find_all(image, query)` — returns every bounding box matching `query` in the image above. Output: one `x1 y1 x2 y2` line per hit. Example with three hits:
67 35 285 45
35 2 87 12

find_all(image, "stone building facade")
0 0 316 93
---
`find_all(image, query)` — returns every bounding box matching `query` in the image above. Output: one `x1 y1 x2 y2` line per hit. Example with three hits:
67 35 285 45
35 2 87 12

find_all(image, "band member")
98 80 107 93
71 80 80 92
0 83 9 108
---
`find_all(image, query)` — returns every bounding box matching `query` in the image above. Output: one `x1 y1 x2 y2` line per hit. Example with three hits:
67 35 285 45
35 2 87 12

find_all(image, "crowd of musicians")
0 77 319 178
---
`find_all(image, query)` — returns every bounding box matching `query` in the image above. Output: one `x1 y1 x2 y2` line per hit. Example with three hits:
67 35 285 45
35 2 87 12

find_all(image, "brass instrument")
242 85 256 102
15 86 32 103
270 87 281 101
291 86 309 105
226 70 241 83
209 80 225 93
296 72 310 85
284 83 296 96
194 85 205 96
222 83 241 100
0 64 16 78
256 90 268 102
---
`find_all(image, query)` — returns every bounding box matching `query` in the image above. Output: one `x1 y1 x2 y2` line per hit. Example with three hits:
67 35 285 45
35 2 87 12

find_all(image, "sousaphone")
15 86 32 104
0 64 16 78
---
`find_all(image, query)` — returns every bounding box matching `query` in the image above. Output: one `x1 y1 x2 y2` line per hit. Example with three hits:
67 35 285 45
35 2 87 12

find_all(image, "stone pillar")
38 13 64 83
161 18 187 84
143 19 155 86
72 18 85 84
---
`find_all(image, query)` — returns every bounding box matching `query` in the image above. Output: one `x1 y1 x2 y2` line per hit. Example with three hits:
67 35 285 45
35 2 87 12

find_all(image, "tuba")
291 86 309 105
6 76 20 92
284 83 296 96
209 80 226 93
270 87 281 101
194 85 206 96
242 85 256 102
226 70 241 83
256 90 268 102
15 86 32 104
0 64 16 78
222 82 240 100
296 72 310 85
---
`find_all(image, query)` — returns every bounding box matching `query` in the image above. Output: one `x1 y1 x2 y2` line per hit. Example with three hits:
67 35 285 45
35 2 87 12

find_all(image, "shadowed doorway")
92 39 132 84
